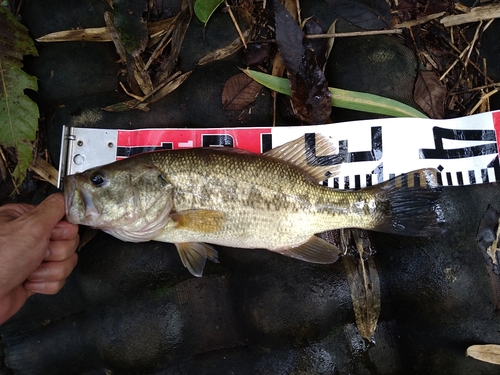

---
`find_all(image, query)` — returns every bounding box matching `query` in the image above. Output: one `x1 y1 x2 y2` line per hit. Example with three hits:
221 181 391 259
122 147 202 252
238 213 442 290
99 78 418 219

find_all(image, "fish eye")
90 172 106 187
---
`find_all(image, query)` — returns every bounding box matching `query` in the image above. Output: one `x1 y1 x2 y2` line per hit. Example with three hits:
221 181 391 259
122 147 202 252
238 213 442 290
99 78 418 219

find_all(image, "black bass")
64 134 444 276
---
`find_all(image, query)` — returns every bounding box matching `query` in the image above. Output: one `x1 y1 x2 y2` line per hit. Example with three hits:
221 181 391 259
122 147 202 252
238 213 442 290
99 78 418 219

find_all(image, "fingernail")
51 226 68 239
30 266 48 281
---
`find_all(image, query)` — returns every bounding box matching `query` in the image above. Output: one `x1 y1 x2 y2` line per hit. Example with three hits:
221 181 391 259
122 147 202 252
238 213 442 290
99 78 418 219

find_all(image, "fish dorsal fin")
170 209 224 233
175 242 219 277
274 235 341 264
263 134 342 182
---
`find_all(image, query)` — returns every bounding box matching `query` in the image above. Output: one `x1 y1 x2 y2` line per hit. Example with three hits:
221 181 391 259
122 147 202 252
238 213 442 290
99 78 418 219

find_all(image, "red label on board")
117 128 272 159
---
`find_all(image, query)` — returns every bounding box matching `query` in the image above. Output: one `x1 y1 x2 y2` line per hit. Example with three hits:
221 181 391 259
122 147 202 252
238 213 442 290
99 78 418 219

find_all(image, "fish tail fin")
370 169 445 236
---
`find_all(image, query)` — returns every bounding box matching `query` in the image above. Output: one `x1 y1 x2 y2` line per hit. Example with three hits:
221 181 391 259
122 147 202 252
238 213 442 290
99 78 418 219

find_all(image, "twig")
295 0 302 25
394 12 446 28
441 3 500 27
450 82 500 95
306 29 402 38
0 147 20 195
468 88 499 115
119 82 145 102
225 0 247 49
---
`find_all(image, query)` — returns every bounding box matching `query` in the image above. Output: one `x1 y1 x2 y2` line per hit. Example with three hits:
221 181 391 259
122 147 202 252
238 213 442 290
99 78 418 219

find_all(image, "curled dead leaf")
414 70 446 119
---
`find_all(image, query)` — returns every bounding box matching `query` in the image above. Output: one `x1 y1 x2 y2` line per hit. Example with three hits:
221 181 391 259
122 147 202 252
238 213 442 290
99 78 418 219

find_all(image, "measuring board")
59 110 500 189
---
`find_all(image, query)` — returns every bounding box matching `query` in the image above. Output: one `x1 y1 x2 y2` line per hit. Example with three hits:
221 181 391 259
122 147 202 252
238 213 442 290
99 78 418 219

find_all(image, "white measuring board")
59 110 500 189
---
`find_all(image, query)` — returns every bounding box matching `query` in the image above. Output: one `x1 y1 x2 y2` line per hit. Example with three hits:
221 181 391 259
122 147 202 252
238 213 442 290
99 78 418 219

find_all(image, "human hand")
0 193 79 324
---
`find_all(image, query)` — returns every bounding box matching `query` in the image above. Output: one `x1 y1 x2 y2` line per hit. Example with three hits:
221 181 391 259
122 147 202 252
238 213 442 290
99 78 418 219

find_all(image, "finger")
23 279 67 295
50 220 80 241
22 194 66 237
45 235 80 261
27 253 78 282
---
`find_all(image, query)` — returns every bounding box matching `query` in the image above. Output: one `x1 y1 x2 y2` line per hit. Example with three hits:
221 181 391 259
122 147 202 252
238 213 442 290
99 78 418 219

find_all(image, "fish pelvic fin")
371 168 445 236
263 134 342 183
170 209 224 233
175 242 219 277
275 235 341 264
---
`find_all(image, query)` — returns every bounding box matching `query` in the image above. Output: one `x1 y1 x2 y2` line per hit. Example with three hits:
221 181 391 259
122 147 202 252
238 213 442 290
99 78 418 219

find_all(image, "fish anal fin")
263 134 341 182
170 209 224 233
175 242 219 277
275 236 341 264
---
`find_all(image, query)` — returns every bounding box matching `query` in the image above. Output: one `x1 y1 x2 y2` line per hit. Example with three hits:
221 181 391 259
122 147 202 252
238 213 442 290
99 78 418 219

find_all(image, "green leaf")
242 69 428 119
194 0 224 25
0 6 39 184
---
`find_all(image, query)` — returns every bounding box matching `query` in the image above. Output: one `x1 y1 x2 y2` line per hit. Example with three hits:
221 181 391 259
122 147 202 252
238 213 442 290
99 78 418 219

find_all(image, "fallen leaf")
103 71 192 112
0 6 39 186
197 29 250 65
341 228 380 341
413 70 446 119
222 73 262 111
324 0 391 30
154 1 192 85
29 156 58 187
105 11 153 96
274 0 331 124
467 344 500 365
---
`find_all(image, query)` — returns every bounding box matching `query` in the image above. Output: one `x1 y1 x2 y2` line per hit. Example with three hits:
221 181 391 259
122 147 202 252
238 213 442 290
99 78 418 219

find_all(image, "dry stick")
225 0 247 49
468 88 499 115
0 147 20 195
464 21 483 70
119 82 145 101
394 11 446 28
451 82 500 95
441 20 495 84
440 42 472 80
295 0 302 25
306 29 402 38
440 22 482 81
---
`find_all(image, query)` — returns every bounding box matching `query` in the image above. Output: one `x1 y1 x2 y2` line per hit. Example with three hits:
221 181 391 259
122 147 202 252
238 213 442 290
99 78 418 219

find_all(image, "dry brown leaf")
36 18 177 44
413 70 446 119
103 71 191 112
467 344 500 365
197 29 250 66
342 228 380 341
29 156 58 187
222 73 262 111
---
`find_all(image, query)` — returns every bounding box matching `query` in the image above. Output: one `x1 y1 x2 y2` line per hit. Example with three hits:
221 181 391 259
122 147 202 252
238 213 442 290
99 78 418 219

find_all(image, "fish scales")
147 149 374 249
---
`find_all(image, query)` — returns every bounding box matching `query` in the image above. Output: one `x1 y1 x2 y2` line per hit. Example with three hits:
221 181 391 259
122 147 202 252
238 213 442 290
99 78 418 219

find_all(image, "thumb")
22 194 66 234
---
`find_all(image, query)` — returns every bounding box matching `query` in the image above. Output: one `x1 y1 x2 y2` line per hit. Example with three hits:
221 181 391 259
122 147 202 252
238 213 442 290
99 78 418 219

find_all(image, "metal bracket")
58 126 118 188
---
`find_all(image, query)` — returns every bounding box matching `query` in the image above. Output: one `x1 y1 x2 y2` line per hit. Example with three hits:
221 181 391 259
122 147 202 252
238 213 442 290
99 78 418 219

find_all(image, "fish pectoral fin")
175 242 219 277
170 209 224 233
275 236 341 264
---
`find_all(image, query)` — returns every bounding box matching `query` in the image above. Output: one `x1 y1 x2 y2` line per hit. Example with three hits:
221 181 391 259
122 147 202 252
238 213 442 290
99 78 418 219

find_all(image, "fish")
64 134 445 277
